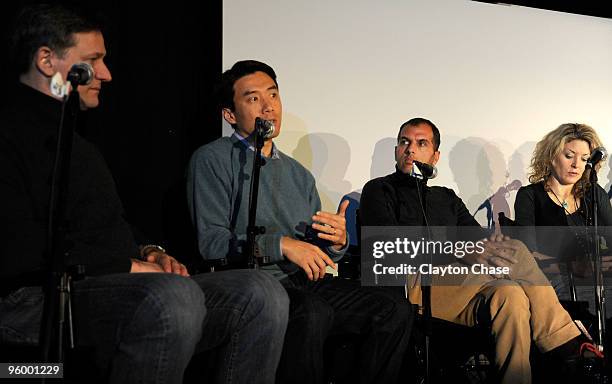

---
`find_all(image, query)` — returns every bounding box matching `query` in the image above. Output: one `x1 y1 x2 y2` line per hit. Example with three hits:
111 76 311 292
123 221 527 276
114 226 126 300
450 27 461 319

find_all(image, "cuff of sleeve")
326 232 350 257
260 233 284 263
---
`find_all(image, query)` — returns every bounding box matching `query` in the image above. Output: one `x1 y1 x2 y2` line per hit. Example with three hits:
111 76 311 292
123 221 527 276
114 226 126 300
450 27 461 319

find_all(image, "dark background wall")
476 1 612 19
0 1 222 262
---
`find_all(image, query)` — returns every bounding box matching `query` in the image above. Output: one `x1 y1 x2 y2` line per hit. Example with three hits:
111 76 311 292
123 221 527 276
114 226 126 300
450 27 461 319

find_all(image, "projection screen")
223 0 612 225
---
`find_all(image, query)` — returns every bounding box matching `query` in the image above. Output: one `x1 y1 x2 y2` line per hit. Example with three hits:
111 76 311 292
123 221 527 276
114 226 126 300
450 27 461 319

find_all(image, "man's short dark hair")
398 117 441 151
218 60 278 111
9 4 102 76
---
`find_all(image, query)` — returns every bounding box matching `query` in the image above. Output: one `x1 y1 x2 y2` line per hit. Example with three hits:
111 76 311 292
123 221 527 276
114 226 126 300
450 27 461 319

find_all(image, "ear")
222 108 236 125
431 150 441 166
33 47 56 77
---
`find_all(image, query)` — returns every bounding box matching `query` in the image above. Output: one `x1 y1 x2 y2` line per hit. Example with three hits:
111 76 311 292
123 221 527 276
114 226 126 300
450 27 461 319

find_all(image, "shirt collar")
233 131 280 160
393 166 429 186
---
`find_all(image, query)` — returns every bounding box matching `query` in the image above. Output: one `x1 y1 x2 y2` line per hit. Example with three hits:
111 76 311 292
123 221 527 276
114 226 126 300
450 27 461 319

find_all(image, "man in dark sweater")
187 60 413 383
360 118 595 383
0 5 288 383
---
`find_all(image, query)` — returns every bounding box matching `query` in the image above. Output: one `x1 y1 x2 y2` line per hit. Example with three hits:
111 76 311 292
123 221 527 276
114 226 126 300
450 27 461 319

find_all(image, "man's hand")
145 251 190 276
130 259 165 273
281 237 337 280
312 200 349 251
130 251 189 276
461 234 520 268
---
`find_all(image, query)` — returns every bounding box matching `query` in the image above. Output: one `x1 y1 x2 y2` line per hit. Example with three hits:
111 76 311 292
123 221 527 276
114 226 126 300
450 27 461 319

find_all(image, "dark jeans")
277 272 413 384
0 270 288 384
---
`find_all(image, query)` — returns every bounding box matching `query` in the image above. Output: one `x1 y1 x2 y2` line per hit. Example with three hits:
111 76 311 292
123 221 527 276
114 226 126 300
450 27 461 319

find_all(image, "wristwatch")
139 244 167 259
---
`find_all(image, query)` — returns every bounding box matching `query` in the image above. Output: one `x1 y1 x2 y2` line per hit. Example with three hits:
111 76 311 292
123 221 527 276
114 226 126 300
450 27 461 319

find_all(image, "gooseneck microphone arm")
245 118 274 268
40 64 92 371
581 146 608 353
586 164 606 353
409 162 434 384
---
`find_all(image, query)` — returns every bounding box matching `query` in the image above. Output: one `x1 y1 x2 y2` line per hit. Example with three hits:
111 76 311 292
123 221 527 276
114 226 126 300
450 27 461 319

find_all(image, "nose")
95 60 112 82
405 141 416 155
262 95 275 113
571 157 579 168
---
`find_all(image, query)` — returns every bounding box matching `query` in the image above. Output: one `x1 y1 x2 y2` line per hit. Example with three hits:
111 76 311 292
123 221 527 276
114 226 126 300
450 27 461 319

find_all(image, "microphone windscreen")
68 62 94 86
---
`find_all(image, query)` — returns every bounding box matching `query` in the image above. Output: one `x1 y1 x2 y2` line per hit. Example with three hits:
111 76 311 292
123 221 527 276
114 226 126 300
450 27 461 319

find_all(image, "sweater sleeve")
65 141 136 276
360 178 399 226
0 136 47 278
596 184 612 226
449 189 481 227
0 134 133 279
595 184 612 251
514 186 536 226
513 186 539 252
188 147 240 262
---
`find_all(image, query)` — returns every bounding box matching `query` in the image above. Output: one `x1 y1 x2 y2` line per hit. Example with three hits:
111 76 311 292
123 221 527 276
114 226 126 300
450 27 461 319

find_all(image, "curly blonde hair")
528 123 605 198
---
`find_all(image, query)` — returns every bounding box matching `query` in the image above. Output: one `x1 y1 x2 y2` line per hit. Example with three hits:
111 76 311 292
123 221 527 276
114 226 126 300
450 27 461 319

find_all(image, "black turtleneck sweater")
360 169 482 228
0 84 135 293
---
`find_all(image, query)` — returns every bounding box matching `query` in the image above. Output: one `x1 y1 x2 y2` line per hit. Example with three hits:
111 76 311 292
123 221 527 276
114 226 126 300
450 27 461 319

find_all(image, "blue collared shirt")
232 132 280 160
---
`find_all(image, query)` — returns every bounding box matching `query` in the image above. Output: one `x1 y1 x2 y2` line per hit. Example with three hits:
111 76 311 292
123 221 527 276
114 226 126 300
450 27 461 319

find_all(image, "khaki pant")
408 241 580 384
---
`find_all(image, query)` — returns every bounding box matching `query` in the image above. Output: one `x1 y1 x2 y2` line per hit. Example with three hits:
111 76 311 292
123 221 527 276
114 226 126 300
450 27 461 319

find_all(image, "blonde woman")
514 123 612 336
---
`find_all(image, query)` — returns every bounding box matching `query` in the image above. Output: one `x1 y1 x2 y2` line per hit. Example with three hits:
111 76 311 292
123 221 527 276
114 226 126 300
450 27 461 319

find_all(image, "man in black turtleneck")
0 4 288 383
360 118 594 383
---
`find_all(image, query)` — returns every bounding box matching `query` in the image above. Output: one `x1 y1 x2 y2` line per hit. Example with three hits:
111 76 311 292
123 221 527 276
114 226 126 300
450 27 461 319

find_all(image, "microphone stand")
39 84 82 378
586 168 606 354
245 122 271 268
412 169 432 384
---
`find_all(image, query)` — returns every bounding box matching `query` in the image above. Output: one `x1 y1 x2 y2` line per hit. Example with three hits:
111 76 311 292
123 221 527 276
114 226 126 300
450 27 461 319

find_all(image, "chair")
351 205 494 383
497 212 594 332
496 212 515 228
336 193 362 280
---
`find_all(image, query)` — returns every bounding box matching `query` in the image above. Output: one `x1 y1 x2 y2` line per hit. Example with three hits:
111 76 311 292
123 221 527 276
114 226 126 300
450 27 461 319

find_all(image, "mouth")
401 157 413 166
398 159 413 170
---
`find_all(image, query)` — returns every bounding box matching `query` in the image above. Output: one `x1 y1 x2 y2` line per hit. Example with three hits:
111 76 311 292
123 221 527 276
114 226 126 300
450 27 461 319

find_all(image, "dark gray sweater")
187 134 343 280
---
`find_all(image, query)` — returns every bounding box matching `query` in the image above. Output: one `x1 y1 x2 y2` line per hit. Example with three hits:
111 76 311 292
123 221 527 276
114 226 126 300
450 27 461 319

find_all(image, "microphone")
586 147 607 169
67 62 94 87
255 117 275 139
410 160 437 180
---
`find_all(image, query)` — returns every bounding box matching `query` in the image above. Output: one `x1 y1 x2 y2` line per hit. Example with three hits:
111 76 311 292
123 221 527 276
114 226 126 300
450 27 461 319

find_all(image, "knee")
290 293 334 332
488 284 530 316
388 298 414 330
136 275 206 339
235 270 289 325
373 288 413 326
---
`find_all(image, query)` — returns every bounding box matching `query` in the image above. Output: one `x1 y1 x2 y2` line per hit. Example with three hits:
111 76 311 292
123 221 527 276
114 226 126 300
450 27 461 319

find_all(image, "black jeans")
277 272 413 384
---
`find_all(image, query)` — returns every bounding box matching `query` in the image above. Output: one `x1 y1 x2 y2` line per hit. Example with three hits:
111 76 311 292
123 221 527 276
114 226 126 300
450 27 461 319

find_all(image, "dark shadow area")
292 132 352 210
0 0 222 262
448 137 515 228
